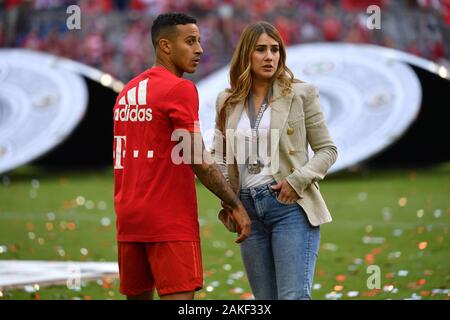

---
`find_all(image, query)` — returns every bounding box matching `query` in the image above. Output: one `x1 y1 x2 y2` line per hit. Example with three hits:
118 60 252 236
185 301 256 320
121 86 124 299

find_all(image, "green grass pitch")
0 164 448 300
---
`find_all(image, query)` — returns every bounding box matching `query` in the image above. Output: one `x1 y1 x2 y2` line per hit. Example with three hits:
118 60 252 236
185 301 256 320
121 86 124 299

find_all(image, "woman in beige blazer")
211 21 337 300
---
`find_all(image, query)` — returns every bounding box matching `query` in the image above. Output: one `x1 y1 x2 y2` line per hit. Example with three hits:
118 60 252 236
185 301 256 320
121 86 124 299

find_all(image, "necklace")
246 89 272 174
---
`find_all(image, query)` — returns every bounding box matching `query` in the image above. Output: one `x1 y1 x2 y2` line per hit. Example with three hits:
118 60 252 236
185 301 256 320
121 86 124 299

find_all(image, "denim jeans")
239 181 320 300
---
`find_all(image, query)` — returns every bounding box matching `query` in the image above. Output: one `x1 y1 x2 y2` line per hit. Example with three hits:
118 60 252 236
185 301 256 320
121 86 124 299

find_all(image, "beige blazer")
211 79 338 226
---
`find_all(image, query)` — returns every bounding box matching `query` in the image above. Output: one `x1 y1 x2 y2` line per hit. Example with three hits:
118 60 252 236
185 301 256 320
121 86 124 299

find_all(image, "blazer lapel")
270 79 294 149
226 100 244 156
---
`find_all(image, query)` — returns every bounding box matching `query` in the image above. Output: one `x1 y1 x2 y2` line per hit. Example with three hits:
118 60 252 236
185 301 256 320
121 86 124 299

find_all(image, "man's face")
170 24 203 75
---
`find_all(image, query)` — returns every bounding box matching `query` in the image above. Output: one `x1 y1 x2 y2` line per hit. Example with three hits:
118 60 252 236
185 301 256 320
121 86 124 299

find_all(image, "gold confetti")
59 177 68 186
334 285 344 291
335 275 347 282
420 291 430 297
46 222 53 231
67 222 76 231
418 242 428 250
240 292 253 300
423 269 433 276
102 277 113 289
365 253 375 264
398 197 407 207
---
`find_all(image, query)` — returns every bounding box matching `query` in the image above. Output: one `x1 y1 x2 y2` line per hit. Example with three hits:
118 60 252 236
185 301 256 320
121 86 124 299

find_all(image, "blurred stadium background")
0 0 449 300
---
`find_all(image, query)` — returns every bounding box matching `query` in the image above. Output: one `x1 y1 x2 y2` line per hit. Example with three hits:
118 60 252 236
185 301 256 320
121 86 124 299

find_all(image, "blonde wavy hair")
218 21 297 133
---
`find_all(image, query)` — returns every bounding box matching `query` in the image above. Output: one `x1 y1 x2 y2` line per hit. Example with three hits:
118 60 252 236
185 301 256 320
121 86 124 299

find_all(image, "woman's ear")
158 38 171 55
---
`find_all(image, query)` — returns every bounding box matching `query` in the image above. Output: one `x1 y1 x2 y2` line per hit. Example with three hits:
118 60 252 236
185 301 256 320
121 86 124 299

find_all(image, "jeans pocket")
269 188 296 206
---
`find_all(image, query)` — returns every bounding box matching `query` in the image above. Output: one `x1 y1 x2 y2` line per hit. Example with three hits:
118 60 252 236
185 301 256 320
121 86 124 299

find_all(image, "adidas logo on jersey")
114 105 152 122
114 78 152 122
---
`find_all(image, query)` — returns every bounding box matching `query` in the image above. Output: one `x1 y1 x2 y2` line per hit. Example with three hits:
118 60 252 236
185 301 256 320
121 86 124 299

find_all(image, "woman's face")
251 33 280 81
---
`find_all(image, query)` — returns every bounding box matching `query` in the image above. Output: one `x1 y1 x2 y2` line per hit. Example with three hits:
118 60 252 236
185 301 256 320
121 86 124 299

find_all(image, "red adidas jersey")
113 66 200 242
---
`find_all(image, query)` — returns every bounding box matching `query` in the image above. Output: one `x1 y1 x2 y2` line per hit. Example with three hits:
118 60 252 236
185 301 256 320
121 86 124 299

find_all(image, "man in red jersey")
113 12 250 300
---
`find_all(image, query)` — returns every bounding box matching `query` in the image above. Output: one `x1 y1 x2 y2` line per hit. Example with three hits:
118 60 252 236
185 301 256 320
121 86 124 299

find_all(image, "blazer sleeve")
286 85 338 198
210 90 229 181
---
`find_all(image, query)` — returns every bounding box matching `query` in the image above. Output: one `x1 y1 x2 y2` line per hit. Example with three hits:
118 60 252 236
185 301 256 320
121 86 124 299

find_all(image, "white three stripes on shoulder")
118 78 148 106
127 86 136 105
138 78 148 105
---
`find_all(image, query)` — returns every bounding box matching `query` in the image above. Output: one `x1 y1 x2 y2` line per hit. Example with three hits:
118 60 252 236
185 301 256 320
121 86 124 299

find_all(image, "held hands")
220 202 251 244
270 179 299 204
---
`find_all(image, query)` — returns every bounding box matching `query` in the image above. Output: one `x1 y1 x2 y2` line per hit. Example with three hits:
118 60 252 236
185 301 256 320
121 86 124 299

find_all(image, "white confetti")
362 236 385 244
416 209 424 218
76 196 85 206
225 249 234 258
322 243 338 251
383 285 395 292
358 192 367 202
223 264 232 271
398 270 408 277
231 287 244 294
230 271 244 280
100 217 111 227
387 251 401 259
2 176 11 186
47 212 56 221
31 179 40 189
382 207 391 221
198 218 207 227
85 200 95 210
433 209 442 218
325 291 342 300
213 241 226 248
29 189 37 199
347 291 359 297
97 201 107 211
24 285 36 293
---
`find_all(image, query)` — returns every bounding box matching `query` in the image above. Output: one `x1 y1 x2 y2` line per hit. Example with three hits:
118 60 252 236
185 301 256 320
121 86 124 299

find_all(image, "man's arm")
188 131 251 243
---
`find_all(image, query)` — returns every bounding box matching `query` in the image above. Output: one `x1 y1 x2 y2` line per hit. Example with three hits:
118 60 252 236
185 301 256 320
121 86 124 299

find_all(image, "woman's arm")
286 85 338 198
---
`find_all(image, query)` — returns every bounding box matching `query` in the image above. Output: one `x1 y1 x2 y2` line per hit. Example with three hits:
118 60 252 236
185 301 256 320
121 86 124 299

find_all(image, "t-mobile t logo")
113 136 126 169
113 135 154 169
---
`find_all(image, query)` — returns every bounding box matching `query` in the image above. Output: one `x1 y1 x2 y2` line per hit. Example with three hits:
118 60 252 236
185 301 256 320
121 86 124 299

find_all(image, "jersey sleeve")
166 80 200 132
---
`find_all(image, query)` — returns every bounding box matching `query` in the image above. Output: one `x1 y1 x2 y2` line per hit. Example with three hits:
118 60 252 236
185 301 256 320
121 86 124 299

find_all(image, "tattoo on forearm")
193 163 240 208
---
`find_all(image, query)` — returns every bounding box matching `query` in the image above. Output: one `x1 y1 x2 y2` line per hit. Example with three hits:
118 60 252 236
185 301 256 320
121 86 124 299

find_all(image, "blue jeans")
239 181 320 300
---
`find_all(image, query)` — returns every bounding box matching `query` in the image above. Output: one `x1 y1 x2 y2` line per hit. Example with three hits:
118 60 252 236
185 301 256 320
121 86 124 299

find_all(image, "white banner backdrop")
197 43 423 173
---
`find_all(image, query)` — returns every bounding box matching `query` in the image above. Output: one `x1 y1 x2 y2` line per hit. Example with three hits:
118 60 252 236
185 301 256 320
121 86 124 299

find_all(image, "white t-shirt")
235 106 274 189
